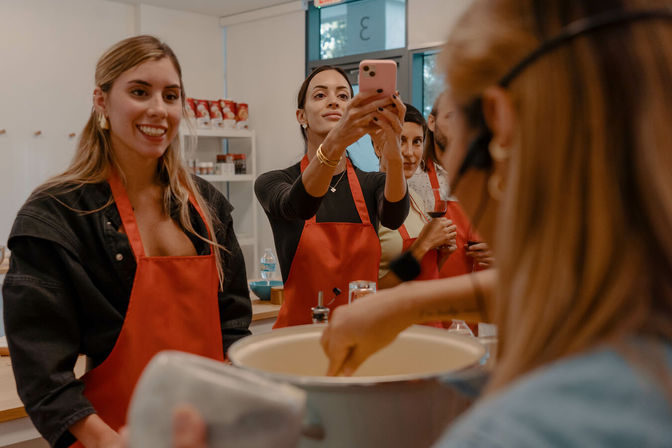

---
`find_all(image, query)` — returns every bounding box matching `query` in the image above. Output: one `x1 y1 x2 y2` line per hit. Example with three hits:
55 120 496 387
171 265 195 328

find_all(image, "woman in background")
3 35 251 447
377 103 457 290
255 66 408 328
408 92 493 276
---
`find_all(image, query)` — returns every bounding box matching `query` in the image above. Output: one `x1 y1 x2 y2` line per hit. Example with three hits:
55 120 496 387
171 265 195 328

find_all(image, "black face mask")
455 7 672 182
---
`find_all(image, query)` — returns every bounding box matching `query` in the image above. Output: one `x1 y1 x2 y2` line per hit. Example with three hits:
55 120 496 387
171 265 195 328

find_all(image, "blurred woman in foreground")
323 0 672 445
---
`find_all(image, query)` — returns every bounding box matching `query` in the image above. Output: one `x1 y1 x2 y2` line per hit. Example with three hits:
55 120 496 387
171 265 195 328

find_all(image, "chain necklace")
329 169 347 193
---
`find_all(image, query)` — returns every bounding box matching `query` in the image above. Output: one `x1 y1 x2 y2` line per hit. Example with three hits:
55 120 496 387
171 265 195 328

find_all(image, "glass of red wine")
427 187 448 219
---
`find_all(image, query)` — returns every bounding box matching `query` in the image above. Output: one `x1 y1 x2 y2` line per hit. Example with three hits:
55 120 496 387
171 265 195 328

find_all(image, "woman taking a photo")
255 66 409 328
323 0 672 445
3 35 251 448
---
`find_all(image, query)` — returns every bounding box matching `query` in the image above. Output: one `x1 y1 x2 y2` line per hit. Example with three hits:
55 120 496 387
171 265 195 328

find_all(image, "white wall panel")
225 11 306 256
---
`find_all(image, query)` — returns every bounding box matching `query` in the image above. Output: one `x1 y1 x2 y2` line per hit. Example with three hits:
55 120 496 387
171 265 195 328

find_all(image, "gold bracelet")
316 144 341 168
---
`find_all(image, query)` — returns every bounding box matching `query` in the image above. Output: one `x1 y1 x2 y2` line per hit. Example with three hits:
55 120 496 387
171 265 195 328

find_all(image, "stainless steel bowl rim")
228 324 488 387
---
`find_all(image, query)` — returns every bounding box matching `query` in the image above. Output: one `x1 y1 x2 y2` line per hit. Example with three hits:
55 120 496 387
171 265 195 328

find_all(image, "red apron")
72 171 224 445
426 159 482 278
397 223 443 329
274 157 381 328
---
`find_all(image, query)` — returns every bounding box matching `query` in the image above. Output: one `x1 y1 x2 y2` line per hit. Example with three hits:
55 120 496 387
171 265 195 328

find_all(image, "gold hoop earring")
489 141 510 161
487 173 505 200
99 114 109 130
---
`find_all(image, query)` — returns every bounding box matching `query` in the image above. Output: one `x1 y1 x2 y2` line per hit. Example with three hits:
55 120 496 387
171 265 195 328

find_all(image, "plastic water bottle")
260 248 276 284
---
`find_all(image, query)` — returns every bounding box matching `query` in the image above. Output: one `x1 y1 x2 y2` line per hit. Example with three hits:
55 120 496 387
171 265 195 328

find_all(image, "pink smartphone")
358 59 397 97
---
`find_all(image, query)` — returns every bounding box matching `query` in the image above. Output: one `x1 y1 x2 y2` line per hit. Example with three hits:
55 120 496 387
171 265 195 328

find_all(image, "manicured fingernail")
377 89 383 93
373 117 378 121
378 107 383 111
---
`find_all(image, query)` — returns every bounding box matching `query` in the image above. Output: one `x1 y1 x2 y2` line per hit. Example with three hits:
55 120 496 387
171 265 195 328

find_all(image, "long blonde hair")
36 35 226 285
443 0 672 393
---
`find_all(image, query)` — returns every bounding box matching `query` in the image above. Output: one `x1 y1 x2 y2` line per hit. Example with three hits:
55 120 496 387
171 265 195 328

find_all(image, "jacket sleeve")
3 234 94 448
217 213 253 354
254 167 324 221
199 179 252 354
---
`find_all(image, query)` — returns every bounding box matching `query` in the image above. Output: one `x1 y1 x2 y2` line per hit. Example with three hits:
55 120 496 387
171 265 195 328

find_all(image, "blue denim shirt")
436 340 672 447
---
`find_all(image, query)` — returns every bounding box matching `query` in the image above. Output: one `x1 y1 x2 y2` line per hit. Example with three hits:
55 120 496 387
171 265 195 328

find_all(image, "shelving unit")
181 126 258 279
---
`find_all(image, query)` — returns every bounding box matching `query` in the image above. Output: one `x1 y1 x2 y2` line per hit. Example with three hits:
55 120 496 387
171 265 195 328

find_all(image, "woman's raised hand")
411 218 457 260
369 93 406 165
466 242 495 268
322 91 400 153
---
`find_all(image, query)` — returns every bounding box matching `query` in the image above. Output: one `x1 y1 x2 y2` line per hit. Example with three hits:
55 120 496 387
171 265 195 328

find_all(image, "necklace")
329 170 347 193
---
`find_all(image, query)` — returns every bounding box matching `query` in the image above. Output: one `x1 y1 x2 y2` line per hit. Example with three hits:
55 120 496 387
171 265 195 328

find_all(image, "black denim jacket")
2 176 251 447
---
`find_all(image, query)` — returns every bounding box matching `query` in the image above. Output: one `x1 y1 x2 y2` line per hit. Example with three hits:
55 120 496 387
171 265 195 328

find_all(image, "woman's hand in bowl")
321 285 414 376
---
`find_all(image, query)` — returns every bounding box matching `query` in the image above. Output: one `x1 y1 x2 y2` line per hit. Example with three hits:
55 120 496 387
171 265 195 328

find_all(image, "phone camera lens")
363 65 369 71
370 71 376 77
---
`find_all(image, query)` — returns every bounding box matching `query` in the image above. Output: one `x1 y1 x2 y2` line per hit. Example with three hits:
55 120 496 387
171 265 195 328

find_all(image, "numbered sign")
345 0 385 54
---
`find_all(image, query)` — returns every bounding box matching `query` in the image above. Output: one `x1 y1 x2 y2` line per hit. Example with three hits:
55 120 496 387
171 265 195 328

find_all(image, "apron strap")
108 170 146 260
108 169 214 260
426 159 443 207
301 156 372 226
398 224 411 241
345 158 371 226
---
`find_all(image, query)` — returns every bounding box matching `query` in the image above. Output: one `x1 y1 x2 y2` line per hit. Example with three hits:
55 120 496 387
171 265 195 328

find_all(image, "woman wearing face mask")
375 104 458 290
323 0 672 445
254 66 409 328
2 35 251 448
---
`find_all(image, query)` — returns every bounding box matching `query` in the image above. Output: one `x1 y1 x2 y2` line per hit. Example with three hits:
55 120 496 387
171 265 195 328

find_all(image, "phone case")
358 59 397 97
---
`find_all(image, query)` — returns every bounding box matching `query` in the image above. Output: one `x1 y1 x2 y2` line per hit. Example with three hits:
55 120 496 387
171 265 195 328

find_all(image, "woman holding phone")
254 65 409 328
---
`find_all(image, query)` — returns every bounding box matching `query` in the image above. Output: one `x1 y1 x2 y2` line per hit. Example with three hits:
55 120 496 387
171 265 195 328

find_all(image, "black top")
2 176 251 448
254 160 409 282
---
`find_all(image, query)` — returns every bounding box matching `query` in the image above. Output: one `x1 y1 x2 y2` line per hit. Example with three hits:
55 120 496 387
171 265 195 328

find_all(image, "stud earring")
301 123 308 129
99 114 109 130
487 173 505 200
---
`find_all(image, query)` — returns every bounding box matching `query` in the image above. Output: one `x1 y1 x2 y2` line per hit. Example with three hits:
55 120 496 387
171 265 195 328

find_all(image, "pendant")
330 187 336 193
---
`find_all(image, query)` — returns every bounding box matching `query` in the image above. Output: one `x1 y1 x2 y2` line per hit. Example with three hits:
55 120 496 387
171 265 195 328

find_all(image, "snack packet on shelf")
194 99 211 128
219 99 237 129
235 102 249 129
208 100 224 128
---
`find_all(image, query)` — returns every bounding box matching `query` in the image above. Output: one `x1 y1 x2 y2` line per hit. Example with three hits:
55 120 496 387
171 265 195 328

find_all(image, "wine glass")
426 187 448 220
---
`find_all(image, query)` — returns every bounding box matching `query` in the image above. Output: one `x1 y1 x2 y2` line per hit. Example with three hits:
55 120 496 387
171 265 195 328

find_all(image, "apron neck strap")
108 169 213 260
108 169 145 260
426 159 442 206
301 156 371 226
397 223 411 240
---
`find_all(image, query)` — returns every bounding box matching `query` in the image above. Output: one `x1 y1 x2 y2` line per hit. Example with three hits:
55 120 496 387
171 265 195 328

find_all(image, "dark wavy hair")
421 92 445 172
